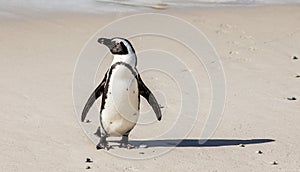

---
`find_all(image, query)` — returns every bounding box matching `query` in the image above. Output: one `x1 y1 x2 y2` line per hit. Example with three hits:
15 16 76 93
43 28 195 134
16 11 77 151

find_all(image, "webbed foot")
96 136 111 150
119 135 135 149
119 142 135 149
96 142 111 150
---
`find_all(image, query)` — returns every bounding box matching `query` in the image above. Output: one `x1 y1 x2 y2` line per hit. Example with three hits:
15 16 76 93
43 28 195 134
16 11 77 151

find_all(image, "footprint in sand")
216 23 235 34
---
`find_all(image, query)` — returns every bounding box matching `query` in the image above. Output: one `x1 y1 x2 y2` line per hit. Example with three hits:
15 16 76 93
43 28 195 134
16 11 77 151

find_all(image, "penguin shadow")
129 139 275 148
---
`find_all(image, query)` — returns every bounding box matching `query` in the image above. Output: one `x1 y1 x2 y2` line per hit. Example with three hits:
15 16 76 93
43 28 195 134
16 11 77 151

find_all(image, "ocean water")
0 0 300 14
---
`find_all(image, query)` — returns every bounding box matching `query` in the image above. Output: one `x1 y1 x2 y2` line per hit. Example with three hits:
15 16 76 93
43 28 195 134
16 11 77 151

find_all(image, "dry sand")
1 4 300 172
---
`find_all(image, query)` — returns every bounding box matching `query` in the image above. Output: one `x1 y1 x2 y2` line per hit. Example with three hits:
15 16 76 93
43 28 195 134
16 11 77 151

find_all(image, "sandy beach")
1 2 300 171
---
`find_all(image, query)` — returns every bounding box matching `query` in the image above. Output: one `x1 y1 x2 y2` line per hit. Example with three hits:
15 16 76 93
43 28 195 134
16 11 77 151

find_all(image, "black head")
98 37 135 55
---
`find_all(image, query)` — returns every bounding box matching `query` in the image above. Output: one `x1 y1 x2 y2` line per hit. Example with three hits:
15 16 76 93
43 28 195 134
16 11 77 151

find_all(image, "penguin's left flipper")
137 75 162 121
81 71 108 122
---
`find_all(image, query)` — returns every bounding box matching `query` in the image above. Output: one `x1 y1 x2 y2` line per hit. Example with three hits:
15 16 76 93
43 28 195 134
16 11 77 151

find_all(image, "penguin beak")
98 38 115 50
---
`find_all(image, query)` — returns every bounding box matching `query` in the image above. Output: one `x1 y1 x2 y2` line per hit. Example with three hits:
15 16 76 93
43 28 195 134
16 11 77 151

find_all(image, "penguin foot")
119 142 135 149
119 135 135 149
96 142 111 150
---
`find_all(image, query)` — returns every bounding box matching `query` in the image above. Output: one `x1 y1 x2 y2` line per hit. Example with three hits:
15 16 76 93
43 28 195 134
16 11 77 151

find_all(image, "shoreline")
1 3 300 19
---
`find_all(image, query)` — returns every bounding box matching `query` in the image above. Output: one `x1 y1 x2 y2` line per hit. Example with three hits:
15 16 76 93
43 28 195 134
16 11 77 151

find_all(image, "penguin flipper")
81 72 107 122
137 75 162 121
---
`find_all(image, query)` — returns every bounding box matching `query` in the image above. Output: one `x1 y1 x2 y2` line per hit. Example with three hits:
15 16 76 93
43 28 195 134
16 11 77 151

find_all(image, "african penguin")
82 37 162 150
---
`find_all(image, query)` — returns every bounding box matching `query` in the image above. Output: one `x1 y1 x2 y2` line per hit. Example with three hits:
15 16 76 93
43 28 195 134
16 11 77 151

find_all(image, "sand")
0 4 300 172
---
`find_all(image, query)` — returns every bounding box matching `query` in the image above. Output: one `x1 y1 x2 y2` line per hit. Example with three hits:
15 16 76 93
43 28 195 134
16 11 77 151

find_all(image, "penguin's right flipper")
81 71 108 122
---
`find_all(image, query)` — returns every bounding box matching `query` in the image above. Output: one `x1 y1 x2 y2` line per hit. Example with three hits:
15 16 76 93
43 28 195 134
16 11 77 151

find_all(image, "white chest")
101 64 140 136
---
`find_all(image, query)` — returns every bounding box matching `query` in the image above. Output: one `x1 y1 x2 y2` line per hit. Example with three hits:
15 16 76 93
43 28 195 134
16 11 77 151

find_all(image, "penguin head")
98 37 136 55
